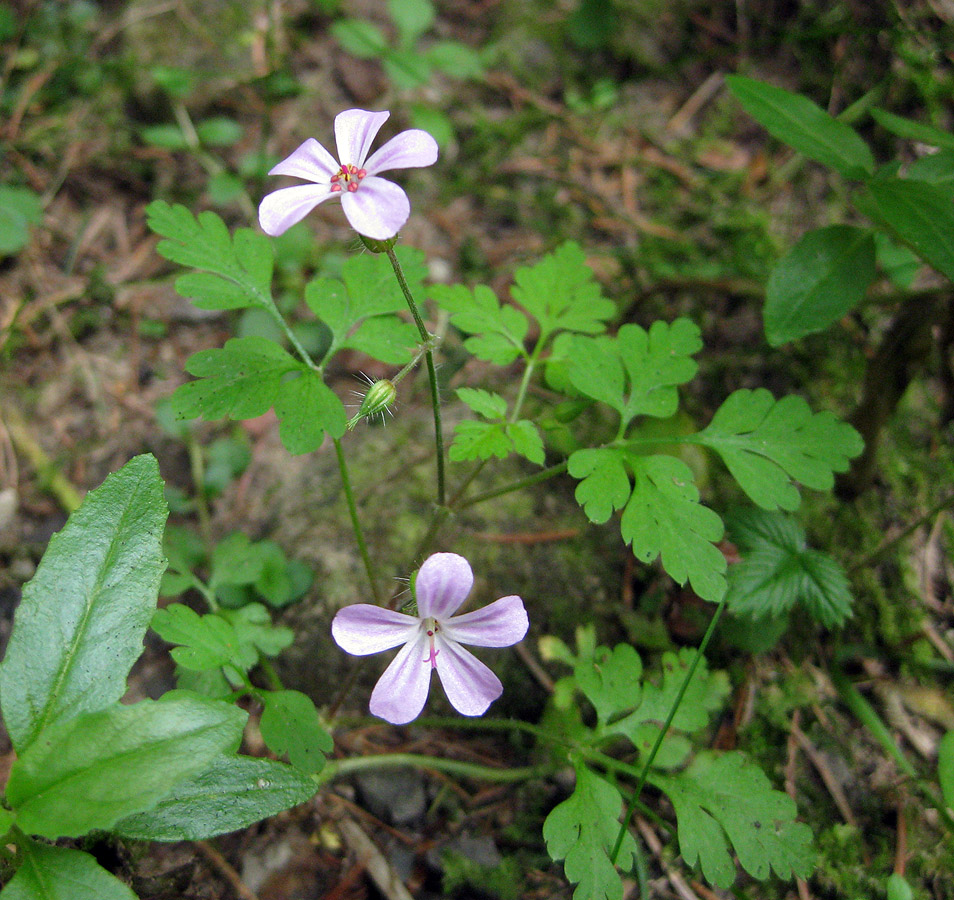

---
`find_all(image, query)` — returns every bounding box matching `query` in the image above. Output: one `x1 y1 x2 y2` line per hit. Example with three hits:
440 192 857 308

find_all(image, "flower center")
423 617 440 668
330 163 367 193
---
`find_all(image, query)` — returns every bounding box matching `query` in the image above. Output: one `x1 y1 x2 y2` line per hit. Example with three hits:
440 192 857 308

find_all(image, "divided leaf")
147 201 273 311
726 76 874 178
764 225 876 345
0 455 168 753
151 604 244 672
5 697 246 839
725 508 853 627
610 648 730 767
568 320 701 428
171 337 346 454
306 247 425 365
511 241 616 341
450 389 545 464
569 450 727 601
114 755 317 841
543 763 639 900
0 841 137 900
694 389 864 511
653 751 815 888
430 283 529 365
260 690 334 773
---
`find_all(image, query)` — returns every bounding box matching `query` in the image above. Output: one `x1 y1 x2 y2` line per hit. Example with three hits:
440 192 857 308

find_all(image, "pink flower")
331 553 529 725
258 109 438 240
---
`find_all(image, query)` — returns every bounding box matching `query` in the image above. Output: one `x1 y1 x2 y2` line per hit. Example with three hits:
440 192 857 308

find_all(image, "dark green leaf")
870 108 954 151
0 842 137 900
260 690 333 773
6 696 245 838
726 76 874 178
867 176 954 281
274 370 347 454
764 226 876 345
693 389 864 511
0 456 167 753
383 50 433 89
113 755 316 841
939 730 954 809
874 232 921 289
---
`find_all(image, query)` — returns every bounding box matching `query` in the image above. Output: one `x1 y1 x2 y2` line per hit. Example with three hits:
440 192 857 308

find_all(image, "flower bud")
358 234 398 254
348 379 397 429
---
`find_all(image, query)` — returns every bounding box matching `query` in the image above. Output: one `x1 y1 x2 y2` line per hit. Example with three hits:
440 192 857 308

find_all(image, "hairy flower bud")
348 379 397 429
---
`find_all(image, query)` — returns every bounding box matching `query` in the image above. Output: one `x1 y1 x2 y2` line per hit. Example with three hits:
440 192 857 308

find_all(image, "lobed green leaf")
653 751 815 888
146 201 273 311
543 763 638 900
694 389 864 511
0 455 167 753
260 690 334 773
431 283 529 365
725 508 853 627
569 320 701 428
511 241 616 341
151 604 244 672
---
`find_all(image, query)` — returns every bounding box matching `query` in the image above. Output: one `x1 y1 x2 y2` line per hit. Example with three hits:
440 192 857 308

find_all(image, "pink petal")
340 177 410 239
258 184 337 236
363 129 439 177
434 637 503 717
415 553 473 620
369 630 432 724
331 605 418 655
442 596 528 648
268 138 340 182
335 109 389 168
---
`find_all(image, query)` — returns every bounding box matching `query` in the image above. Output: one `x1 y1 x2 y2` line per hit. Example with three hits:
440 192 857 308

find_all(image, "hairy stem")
385 246 446 506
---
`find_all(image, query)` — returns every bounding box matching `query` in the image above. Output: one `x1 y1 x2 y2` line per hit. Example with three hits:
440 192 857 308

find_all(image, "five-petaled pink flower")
331 553 529 725
258 109 438 240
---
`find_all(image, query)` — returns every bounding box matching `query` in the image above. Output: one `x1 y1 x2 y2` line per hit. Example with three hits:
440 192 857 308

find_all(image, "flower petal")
434 637 503 717
340 177 410 239
268 138 340 182
369 630 432 724
331 605 418 655
363 129 439 177
415 552 474 620
258 184 337 236
335 109 389 168
442 596 529 648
